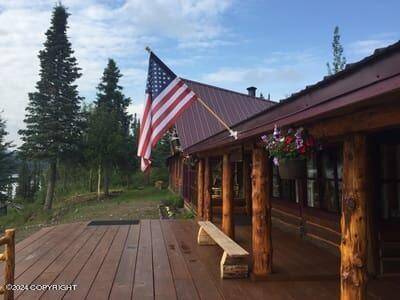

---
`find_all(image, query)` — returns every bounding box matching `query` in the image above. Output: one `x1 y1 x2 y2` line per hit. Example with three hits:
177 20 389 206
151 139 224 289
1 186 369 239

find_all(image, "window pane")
281 179 296 203
307 154 317 178
307 179 319 207
397 145 400 180
321 151 335 179
337 149 343 180
381 183 391 220
272 165 280 198
321 180 338 213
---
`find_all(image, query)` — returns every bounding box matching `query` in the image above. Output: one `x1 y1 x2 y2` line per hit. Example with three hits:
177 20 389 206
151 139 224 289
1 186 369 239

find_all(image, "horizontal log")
0 236 10 246
309 100 400 138
220 251 248 279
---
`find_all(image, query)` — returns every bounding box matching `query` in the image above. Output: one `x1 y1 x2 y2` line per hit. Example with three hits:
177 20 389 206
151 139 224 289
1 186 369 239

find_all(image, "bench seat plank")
198 221 248 257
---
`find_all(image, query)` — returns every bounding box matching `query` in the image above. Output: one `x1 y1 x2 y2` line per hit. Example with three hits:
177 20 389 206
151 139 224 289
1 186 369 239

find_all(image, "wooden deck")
3 220 399 299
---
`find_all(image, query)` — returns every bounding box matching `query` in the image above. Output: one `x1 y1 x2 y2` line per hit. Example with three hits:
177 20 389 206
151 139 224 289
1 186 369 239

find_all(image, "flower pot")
278 159 306 179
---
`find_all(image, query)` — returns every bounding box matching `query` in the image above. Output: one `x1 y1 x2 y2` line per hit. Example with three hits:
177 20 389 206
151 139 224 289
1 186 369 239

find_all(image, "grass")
0 186 178 242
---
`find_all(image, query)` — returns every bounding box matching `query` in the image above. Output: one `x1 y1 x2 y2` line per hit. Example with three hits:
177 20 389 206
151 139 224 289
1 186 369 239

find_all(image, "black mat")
87 220 139 226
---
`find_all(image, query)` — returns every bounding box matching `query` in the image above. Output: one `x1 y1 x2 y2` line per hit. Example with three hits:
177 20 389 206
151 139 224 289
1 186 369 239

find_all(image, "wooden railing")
0 229 15 300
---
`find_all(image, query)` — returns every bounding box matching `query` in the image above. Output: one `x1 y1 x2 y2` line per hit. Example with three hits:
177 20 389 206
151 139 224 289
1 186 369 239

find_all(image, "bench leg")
220 251 248 279
197 227 216 245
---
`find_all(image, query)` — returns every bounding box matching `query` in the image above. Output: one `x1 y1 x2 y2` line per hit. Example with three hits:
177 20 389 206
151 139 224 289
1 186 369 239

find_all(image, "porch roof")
184 40 400 154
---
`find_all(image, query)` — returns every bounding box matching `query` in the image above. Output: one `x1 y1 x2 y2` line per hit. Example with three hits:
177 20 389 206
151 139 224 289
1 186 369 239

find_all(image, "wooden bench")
197 221 249 279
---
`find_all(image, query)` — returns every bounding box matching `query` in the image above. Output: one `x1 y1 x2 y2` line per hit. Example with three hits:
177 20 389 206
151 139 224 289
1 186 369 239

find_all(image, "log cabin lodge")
167 41 400 298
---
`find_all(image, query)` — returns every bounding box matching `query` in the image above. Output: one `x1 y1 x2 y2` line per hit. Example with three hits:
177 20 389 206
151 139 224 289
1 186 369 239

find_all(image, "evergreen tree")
95 59 132 135
86 107 124 199
18 4 83 210
88 59 132 197
327 26 346 75
0 115 15 215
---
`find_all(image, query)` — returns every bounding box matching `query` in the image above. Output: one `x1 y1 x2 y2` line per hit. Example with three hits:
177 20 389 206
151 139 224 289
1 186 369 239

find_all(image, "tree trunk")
126 174 130 189
97 163 102 200
32 162 39 199
197 159 205 219
203 157 212 221
341 134 368 300
89 168 94 192
222 153 234 238
144 168 150 186
44 160 57 211
251 147 272 277
103 163 110 197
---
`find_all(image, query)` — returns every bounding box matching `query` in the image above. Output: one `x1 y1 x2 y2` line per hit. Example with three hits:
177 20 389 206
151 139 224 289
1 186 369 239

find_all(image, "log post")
341 134 368 300
197 159 205 219
251 147 272 277
0 229 15 300
204 157 212 221
243 155 252 216
222 153 234 238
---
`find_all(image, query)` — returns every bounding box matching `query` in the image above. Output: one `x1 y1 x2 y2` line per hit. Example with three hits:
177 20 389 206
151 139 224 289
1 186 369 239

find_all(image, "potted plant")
261 125 316 179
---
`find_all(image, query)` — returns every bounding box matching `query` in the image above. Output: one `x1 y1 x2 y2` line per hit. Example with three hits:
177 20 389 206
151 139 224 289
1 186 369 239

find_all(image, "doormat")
87 220 139 226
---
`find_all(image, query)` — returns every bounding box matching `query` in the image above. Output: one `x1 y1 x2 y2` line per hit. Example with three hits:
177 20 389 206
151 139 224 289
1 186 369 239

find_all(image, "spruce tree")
19 4 83 210
0 115 15 215
95 59 132 135
89 59 132 197
327 26 347 75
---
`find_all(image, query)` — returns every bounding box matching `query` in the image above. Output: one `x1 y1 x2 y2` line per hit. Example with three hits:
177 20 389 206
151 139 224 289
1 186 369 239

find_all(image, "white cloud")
348 37 397 57
0 0 233 145
203 66 303 85
200 49 324 101
128 102 145 119
203 50 315 87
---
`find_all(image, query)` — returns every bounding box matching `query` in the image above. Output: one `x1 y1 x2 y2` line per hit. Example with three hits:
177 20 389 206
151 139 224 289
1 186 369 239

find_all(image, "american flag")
137 51 196 171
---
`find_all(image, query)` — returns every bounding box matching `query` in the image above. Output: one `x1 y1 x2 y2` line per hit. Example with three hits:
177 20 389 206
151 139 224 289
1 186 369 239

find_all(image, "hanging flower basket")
261 125 317 179
278 158 306 179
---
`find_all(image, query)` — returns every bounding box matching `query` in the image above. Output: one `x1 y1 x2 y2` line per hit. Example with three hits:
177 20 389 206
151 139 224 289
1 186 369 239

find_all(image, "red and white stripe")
137 77 196 171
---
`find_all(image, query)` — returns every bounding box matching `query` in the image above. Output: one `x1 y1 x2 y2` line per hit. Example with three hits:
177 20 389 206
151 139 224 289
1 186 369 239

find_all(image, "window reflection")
380 144 400 221
306 145 342 214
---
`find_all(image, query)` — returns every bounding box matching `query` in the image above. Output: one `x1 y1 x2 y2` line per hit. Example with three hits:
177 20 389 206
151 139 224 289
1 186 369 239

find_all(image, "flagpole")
144 46 238 140
195 96 238 139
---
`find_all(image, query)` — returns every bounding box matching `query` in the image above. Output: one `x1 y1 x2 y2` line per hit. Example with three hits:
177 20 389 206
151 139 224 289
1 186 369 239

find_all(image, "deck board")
7 219 398 300
63 225 119 300
18 226 97 300
132 220 154 300
86 225 130 300
109 224 140 300
14 223 87 298
161 220 200 300
151 220 177 300
40 225 109 300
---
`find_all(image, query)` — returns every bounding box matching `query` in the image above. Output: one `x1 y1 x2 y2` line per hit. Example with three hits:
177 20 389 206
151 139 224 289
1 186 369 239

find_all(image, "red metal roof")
184 40 400 154
175 79 275 150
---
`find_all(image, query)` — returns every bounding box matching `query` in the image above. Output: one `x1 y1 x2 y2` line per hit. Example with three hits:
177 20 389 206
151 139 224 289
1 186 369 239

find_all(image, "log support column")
204 157 212 221
341 134 368 300
251 147 272 277
222 153 234 238
197 159 205 219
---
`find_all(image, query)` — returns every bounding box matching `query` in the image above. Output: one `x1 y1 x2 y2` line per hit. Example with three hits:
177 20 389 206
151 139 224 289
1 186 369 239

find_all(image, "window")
306 145 343 213
379 144 400 221
272 164 297 203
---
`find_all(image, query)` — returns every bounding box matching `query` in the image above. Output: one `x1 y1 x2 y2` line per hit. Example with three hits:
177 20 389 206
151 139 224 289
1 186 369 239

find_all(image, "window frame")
305 144 343 215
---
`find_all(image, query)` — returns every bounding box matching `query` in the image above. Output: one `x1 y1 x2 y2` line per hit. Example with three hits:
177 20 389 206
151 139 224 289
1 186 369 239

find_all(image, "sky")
0 0 399 145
